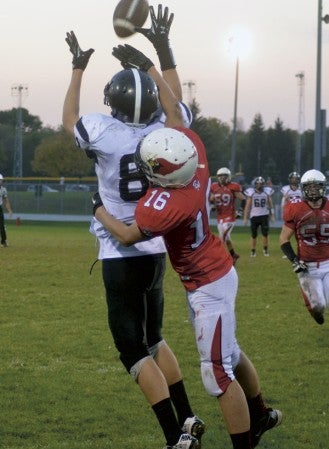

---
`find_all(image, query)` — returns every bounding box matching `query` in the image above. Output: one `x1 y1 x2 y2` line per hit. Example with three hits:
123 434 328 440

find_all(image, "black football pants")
0 206 7 245
102 253 166 373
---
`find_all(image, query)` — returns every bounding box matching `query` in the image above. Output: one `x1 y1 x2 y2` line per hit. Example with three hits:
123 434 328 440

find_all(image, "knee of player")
118 344 150 376
201 359 235 396
148 339 166 358
129 355 153 381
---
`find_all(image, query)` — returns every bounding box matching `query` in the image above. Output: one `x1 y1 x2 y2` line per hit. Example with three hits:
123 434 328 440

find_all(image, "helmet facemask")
217 174 229 186
254 176 265 192
302 182 325 202
216 167 231 186
288 171 300 186
300 169 327 202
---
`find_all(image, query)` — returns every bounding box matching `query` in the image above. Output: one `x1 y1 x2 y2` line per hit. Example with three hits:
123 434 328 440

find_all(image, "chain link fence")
4 180 285 222
5 180 97 217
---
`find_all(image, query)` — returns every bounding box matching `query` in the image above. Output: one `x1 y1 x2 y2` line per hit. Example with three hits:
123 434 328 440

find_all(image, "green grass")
1 222 328 449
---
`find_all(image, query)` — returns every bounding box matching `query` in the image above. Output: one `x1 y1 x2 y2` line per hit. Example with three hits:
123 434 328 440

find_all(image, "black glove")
235 207 244 219
65 31 94 70
292 258 308 274
112 44 154 72
136 4 176 71
92 192 103 216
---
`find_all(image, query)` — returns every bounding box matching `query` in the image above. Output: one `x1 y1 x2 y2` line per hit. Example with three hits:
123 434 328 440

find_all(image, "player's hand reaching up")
65 31 94 70
112 44 154 72
136 4 173 48
136 4 175 71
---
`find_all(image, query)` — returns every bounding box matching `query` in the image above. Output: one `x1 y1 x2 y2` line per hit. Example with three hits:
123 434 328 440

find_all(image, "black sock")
230 431 252 449
169 380 194 427
152 398 182 446
247 394 267 425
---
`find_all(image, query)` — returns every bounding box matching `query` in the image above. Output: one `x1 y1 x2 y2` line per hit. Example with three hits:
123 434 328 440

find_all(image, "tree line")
0 105 328 184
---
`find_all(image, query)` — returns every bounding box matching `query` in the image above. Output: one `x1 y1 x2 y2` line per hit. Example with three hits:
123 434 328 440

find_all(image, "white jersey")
280 184 302 205
0 186 8 206
74 105 192 259
244 186 273 218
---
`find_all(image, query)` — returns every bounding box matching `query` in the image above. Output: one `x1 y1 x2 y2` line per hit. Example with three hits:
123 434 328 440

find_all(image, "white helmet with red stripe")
135 128 198 188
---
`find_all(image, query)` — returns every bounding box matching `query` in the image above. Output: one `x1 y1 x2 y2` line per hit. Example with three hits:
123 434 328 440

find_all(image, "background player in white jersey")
209 167 245 265
0 174 13 247
62 6 204 449
280 169 329 325
93 97 282 448
280 171 302 215
243 177 275 257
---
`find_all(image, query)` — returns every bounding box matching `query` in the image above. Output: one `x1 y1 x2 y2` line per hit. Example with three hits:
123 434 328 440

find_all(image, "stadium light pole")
231 57 239 177
227 30 252 177
314 0 329 170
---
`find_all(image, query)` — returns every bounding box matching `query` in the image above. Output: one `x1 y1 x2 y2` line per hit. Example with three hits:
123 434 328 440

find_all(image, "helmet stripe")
131 68 141 124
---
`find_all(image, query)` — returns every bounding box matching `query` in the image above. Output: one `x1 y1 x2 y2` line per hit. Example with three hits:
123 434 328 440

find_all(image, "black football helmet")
254 176 265 191
104 68 159 125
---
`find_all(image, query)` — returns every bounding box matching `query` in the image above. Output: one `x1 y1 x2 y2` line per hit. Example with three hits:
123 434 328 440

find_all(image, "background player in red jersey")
280 169 329 325
209 167 245 265
93 113 282 448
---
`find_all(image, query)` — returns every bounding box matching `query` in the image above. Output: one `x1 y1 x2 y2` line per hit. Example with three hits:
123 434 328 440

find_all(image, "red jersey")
135 127 232 291
210 181 242 222
283 198 329 262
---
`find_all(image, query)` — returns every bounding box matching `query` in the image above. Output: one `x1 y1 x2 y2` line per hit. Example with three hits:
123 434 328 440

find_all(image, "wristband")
92 192 103 216
280 242 297 262
157 44 176 71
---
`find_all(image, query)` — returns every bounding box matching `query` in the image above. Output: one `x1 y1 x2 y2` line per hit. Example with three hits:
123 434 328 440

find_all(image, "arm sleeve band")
157 44 176 71
280 241 297 262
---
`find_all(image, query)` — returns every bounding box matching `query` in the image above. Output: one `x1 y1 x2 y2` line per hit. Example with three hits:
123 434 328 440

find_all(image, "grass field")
1 221 328 449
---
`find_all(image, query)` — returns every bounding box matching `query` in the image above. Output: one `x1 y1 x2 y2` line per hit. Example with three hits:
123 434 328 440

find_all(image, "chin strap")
89 258 99 275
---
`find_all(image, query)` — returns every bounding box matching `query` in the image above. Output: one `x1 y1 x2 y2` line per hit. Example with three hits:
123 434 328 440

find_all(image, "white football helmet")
135 128 198 187
300 169 326 202
216 167 231 184
0 174 3 180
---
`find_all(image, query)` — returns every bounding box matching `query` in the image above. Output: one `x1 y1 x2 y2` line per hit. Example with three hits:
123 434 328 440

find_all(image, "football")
113 0 149 38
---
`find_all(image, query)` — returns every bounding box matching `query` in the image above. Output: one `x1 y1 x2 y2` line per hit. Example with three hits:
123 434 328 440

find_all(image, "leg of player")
217 379 251 447
136 358 190 446
234 352 282 448
262 235 270 256
226 239 240 265
250 219 257 257
298 273 326 325
155 342 205 442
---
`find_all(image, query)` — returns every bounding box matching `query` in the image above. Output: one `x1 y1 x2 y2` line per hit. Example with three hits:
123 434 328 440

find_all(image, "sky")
1 0 328 132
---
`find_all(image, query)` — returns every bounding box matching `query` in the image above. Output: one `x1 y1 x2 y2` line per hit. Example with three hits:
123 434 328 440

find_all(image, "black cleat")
251 408 282 448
